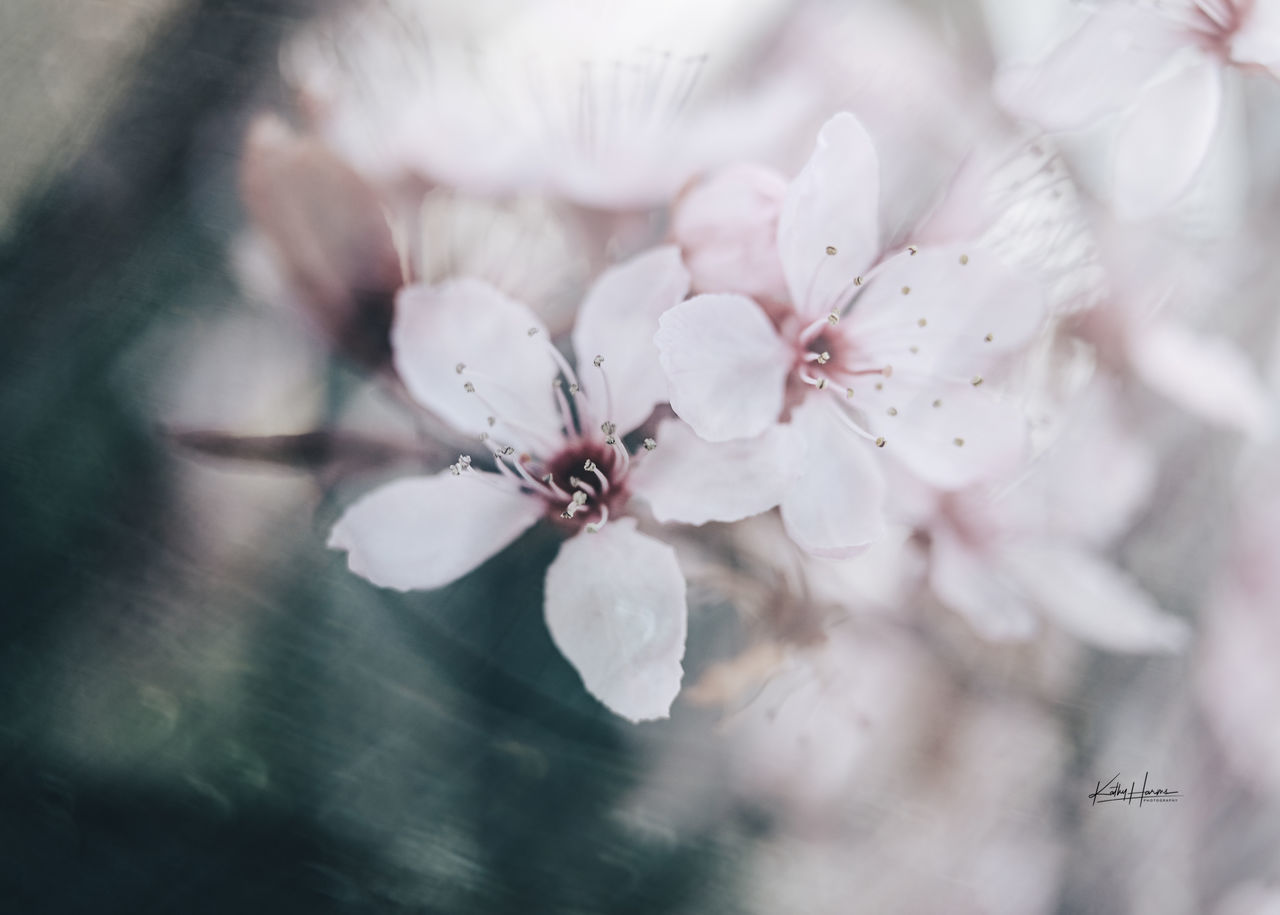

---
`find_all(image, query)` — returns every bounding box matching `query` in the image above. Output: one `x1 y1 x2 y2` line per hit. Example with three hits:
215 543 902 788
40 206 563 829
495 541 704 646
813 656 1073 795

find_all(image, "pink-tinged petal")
864 382 1028 490
572 246 691 436
1002 543 1191 652
1113 56 1223 219
393 280 564 448
846 245 1046 376
778 112 881 319
328 472 543 591
929 529 1038 641
671 164 790 301
995 6 1188 130
629 419 799 526
779 397 886 557
544 520 687 722
1127 320 1273 438
1233 1 1280 73
655 293 792 442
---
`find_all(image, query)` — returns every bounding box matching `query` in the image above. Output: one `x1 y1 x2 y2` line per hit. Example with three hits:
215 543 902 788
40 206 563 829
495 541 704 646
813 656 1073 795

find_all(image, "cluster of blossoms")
214 0 1279 738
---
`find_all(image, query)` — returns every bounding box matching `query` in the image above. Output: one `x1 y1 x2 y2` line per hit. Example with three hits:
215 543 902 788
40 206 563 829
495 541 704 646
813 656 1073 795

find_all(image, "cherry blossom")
914 379 1190 650
659 112 1047 556
996 0 1280 218
328 246 790 721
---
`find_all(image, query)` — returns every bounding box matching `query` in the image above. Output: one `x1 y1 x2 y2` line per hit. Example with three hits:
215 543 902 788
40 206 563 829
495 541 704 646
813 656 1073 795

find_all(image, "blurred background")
3 1 1280 912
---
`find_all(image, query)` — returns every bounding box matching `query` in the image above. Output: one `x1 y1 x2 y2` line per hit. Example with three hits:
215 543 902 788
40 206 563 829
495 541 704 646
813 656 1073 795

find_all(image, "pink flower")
658 113 1046 556
997 0 1280 217
916 379 1190 650
327 247 787 721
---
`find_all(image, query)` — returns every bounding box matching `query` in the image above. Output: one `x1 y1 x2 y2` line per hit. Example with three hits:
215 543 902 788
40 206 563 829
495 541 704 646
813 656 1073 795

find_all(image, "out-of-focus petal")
240 115 403 368
863 382 1029 490
1113 55 1223 219
995 6 1187 130
393 280 564 448
1128 320 1273 438
544 520 687 722
629 418 799 525
1233 1 1280 73
328 472 543 591
778 112 881 318
929 529 1038 640
672 164 791 301
779 397 886 557
1003 543 1191 652
572 246 691 436
655 293 792 442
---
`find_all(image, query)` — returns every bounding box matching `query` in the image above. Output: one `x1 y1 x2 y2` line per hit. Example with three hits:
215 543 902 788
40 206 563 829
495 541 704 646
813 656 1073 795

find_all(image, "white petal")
846 244 1046 377
1233 1 1280 73
1003 543 1190 652
1113 56 1223 219
572 246 691 436
544 520 687 722
393 279 563 449
863 382 1029 490
995 6 1187 130
929 529 1038 641
655 293 792 442
778 112 881 319
779 396 886 557
629 419 799 526
328 472 543 591
1128 320 1273 438
671 163 791 301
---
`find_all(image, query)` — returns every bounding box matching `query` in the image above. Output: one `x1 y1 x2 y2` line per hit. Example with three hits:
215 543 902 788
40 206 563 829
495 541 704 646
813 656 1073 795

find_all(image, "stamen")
569 475 596 497
593 355 615 427
542 473 572 500
552 379 577 439
584 458 610 493
586 504 610 533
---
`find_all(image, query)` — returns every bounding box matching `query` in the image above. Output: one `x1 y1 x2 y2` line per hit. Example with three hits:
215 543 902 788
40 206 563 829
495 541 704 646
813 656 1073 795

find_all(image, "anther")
932 399 942 408
846 387 854 399
643 438 657 451
605 436 617 446
816 378 827 390
500 446 515 456
953 437 965 447
984 333 994 343
593 355 604 367
909 346 918 354
970 375 984 387
463 381 476 393
959 254 969 265
827 312 840 325
917 318 927 327
527 327 539 337
816 351 831 365
907 245 919 256
573 491 588 505
901 286 911 295
854 276 864 286
600 421 616 436
487 416 496 427
882 365 894 378
825 245 838 255
875 437 886 448
455 363 466 374
875 382 884 390
887 407 898 416
569 383 580 394
583 459 597 472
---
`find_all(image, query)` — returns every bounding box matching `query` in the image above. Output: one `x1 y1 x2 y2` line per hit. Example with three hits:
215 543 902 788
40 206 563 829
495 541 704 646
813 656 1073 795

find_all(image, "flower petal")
1112 55 1222 219
1127 320 1272 438
393 279 564 449
672 163 791 301
845 244 1046 377
778 112 881 319
929 529 1038 641
544 520 688 722
995 6 1187 130
779 396 886 557
655 293 792 442
1002 543 1191 652
328 472 543 591
1233 1 1280 73
863 381 1029 490
572 246 691 436
629 418 799 526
